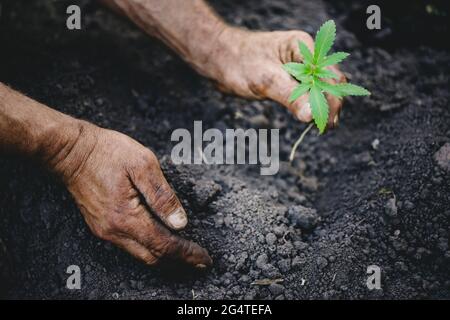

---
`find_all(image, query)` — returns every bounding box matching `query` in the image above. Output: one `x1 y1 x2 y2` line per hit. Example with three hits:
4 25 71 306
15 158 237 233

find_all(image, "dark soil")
0 0 449 299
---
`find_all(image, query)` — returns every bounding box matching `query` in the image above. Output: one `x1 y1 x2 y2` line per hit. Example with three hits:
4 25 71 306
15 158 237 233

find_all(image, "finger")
132 159 188 231
272 32 315 121
264 67 313 123
112 235 159 265
128 208 213 268
287 32 314 63
326 94 342 129
291 46 302 63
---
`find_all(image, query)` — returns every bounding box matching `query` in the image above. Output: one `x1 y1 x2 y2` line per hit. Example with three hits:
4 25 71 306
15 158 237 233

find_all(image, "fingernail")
333 114 339 127
167 207 188 229
297 103 312 122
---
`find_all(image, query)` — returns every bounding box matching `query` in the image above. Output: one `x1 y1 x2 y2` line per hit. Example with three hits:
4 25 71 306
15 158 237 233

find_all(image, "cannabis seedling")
283 20 370 161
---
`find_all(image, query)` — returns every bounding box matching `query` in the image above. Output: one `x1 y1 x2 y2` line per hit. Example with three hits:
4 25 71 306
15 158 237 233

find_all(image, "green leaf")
314 20 336 64
282 62 308 81
316 80 343 98
314 69 339 79
289 83 311 102
298 41 313 65
303 63 313 73
309 84 329 134
335 83 371 96
317 52 349 68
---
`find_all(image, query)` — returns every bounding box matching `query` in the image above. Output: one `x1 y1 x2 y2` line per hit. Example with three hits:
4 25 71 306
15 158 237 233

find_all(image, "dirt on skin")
0 0 449 299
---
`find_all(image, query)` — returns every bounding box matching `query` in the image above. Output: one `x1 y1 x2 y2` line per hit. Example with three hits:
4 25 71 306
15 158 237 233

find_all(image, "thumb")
132 159 188 231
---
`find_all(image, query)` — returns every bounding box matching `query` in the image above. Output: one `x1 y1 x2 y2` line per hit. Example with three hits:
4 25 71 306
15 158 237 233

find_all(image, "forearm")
0 83 87 170
101 0 231 77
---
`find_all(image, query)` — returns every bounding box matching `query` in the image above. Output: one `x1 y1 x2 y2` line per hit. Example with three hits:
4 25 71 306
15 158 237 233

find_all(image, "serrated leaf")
314 20 336 64
289 83 311 102
316 80 343 98
314 69 339 79
303 63 314 75
282 62 306 76
283 62 308 81
317 52 349 68
298 41 313 65
309 84 329 133
335 83 371 96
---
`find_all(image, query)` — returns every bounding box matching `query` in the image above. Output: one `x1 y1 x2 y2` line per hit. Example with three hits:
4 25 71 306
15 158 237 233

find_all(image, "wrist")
186 25 245 81
0 84 76 159
104 0 238 81
0 83 100 183
182 21 231 76
39 118 99 184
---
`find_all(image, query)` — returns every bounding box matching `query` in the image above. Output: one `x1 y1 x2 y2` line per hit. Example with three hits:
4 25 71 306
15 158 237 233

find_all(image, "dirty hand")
205 28 347 129
1 83 211 268
48 121 212 268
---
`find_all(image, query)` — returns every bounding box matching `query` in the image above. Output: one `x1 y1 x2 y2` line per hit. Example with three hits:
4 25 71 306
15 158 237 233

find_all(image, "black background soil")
0 0 449 299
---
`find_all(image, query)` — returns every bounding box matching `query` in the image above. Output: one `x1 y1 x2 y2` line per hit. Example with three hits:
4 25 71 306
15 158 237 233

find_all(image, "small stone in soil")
256 253 268 270
192 179 222 209
265 233 277 245
268 283 285 296
434 143 450 172
287 205 320 230
384 198 398 217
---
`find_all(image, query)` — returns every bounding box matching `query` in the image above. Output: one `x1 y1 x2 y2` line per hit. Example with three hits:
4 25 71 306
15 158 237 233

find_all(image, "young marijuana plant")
283 20 370 161
283 20 370 133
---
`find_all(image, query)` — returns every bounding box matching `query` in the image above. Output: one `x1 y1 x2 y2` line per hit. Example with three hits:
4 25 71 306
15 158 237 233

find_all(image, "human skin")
0 0 345 268
0 83 212 268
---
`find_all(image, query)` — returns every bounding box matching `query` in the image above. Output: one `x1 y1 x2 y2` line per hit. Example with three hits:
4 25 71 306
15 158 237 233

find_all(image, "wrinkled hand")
206 28 346 129
49 121 212 268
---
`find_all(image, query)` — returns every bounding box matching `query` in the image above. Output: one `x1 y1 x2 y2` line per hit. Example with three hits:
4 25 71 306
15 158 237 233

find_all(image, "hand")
101 1 344 129
204 27 346 129
48 120 212 268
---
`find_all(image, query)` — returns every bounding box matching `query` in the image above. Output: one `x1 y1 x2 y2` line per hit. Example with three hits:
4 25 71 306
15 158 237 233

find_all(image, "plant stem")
289 123 314 163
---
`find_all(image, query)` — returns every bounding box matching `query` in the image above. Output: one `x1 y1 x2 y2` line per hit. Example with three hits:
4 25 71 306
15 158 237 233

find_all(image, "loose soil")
0 0 449 299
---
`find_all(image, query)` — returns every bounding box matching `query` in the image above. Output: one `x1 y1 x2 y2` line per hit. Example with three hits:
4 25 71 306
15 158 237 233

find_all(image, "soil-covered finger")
128 209 212 269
